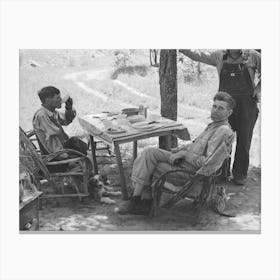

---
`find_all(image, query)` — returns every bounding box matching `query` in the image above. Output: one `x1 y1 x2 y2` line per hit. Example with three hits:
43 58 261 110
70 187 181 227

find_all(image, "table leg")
159 134 172 151
114 142 129 200
133 141 137 161
90 135 98 174
166 134 172 150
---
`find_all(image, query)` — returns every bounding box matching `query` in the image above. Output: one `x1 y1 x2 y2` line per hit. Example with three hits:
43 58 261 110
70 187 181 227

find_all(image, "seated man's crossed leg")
117 147 193 215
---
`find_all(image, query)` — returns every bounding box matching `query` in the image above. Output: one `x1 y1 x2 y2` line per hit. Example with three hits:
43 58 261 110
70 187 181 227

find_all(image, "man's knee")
142 147 159 158
143 147 158 153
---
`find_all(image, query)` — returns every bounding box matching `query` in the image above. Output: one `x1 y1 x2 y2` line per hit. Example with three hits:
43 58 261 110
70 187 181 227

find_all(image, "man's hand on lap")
169 151 185 166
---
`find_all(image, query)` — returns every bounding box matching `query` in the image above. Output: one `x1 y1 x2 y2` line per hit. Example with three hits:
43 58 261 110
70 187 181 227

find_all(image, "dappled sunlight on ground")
38 164 261 232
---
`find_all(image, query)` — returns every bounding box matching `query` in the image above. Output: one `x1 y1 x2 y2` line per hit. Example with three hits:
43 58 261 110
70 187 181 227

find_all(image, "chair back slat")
19 127 50 180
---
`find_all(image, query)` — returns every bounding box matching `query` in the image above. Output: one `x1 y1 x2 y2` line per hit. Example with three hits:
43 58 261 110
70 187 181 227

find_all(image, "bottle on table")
139 104 147 118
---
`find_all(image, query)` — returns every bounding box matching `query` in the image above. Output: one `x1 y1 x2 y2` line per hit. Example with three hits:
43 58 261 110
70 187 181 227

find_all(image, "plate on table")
131 121 157 131
106 127 127 134
127 115 146 124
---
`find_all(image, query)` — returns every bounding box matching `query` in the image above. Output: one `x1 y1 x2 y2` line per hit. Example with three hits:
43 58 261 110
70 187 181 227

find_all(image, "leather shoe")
232 176 247 185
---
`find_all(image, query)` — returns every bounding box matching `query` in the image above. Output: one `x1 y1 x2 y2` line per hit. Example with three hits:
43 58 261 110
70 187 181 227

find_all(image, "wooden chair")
26 129 114 163
19 127 92 201
25 130 41 154
150 134 234 217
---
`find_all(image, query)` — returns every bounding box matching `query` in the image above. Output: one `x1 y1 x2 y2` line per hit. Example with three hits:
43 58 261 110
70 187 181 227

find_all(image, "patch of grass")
117 65 219 111
111 65 149 79
116 67 160 97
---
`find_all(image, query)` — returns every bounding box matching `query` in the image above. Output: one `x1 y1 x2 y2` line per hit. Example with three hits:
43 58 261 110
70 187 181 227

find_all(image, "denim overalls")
219 53 259 179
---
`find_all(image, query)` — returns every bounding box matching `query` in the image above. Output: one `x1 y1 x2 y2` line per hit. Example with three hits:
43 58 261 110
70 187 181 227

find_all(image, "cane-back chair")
150 133 235 217
19 127 92 201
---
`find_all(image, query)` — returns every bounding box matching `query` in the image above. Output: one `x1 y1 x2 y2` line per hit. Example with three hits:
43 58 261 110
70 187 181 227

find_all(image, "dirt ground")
38 159 261 232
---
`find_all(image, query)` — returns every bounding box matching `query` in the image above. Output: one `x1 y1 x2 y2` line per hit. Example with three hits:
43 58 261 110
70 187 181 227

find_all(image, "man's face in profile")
211 100 232 122
46 93 62 109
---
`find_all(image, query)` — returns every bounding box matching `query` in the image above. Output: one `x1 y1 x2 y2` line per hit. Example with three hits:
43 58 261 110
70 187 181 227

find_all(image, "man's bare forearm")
179 49 217 66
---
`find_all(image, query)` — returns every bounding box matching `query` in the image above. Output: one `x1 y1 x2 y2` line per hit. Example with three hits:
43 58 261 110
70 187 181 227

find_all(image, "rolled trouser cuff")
131 175 150 186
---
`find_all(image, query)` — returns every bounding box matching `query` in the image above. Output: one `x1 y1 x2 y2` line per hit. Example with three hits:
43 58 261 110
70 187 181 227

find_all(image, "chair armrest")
25 130 36 138
44 149 87 162
151 170 204 211
43 149 93 173
154 169 197 184
45 157 84 166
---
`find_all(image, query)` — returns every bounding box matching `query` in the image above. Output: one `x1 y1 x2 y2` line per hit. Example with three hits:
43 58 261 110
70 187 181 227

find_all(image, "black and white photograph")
1 1 280 280
19 49 261 232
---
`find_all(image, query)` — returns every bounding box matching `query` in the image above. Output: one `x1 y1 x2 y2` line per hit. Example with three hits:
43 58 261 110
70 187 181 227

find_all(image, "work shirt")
32 106 76 154
178 120 234 174
179 49 261 89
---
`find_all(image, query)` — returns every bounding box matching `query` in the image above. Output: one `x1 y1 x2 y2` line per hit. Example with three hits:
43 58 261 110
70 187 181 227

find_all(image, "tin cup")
61 93 70 103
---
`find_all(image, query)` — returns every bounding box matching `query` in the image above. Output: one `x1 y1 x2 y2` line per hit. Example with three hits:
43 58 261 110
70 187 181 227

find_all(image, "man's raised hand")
65 97 73 110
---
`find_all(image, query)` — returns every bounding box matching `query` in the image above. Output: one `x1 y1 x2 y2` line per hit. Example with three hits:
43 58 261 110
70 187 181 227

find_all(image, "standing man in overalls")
179 49 261 185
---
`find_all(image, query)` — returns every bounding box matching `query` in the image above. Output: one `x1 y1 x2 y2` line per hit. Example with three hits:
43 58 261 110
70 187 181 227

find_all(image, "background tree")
159 49 178 149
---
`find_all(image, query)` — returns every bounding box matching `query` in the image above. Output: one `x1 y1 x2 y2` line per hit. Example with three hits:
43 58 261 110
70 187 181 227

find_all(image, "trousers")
229 95 259 178
131 147 197 194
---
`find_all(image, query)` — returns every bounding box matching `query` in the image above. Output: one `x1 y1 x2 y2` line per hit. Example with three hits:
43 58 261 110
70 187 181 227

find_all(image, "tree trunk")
159 49 178 150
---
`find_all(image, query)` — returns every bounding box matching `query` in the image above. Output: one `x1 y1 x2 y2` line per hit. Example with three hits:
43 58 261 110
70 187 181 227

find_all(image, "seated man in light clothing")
117 91 235 215
33 86 87 158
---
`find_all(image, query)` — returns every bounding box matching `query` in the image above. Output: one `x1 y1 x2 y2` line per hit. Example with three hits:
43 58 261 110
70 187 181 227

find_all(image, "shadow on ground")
39 157 261 232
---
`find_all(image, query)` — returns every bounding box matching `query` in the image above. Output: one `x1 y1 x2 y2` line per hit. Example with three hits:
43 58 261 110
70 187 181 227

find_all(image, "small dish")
132 121 156 131
106 128 127 134
127 115 145 124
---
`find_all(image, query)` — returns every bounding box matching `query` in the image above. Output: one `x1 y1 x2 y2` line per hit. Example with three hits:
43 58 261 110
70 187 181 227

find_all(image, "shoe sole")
232 180 246 186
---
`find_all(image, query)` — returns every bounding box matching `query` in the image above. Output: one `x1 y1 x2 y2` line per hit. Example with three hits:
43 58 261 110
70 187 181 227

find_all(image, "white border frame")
1 1 280 279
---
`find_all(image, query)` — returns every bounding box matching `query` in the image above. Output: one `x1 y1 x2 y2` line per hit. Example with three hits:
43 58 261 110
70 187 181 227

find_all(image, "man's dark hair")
213 91 235 110
38 86 60 104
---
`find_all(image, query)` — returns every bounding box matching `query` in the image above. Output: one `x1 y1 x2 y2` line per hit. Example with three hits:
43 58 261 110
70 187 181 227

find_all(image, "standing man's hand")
253 84 261 103
254 90 261 103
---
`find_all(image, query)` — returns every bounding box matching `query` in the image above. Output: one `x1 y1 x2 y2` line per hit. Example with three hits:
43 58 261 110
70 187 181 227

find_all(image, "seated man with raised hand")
117 91 235 216
33 86 87 158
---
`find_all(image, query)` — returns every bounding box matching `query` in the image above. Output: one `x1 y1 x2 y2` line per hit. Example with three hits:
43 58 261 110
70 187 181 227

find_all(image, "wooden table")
78 114 190 200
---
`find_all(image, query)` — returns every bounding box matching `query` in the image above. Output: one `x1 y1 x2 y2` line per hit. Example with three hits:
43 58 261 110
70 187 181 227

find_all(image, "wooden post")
159 49 178 150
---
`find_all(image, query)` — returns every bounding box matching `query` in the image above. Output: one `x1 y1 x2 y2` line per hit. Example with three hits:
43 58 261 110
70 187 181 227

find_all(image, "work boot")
232 174 247 186
142 199 153 214
116 196 142 215
116 196 152 215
